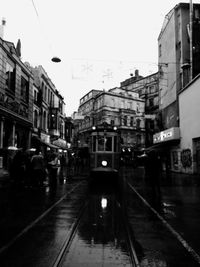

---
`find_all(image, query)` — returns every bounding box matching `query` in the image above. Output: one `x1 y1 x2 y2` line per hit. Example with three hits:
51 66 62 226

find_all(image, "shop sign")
153 127 180 144
40 133 50 143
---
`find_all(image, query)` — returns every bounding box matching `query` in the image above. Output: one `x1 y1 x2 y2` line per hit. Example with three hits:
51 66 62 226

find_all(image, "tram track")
52 192 140 267
0 181 86 256
127 181 200 265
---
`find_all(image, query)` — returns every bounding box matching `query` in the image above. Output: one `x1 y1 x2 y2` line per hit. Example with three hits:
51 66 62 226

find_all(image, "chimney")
135 69 139 77
16 39 21 58
0 18 6 39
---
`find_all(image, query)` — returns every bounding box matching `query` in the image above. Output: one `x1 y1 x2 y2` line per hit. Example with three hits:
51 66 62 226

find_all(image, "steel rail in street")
0 182 84 255
128 182 200 265
52 200 88 267
116 199 140 267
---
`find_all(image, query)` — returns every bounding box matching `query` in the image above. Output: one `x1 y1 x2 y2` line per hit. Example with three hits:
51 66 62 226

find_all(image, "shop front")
149 127 181 173
0 111 32 172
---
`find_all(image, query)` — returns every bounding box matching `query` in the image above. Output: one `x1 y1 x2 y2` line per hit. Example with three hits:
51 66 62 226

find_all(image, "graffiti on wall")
181 149 192 168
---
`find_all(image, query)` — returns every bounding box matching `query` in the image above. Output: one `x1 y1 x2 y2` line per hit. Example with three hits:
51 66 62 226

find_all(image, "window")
21 74 29 102
44 86 47 102
130 117 134 127
97 136 112 152
5 59 15 93
194 8 200 19
43 111 46 130
48 89 50 103
136 119 140 129
34 110 38 128
159 44 162 57
149 98 154 107
34 90 37 102
98 136 104 151
105 137 112 151
92 136 96 152
124 116 127 126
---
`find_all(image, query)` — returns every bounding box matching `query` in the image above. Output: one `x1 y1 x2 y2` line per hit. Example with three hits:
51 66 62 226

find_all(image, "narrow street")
0 167 200 266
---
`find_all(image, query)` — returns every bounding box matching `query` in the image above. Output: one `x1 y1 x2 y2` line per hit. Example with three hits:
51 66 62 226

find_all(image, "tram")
89 123 121 185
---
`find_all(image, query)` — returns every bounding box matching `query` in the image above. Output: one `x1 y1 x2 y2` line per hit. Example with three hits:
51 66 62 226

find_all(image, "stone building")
0 37 33 171
30 65 66 152
120 70 159 147
76 88 145 151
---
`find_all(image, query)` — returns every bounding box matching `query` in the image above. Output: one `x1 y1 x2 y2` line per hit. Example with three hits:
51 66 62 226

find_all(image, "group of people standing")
9 147 90 188
10 149 69 188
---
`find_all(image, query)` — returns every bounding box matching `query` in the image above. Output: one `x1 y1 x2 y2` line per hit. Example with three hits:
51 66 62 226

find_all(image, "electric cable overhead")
30 0 61 63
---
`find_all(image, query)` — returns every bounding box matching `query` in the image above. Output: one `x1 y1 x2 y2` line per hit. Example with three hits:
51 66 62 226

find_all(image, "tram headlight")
101 197 107 209
101 160 107 167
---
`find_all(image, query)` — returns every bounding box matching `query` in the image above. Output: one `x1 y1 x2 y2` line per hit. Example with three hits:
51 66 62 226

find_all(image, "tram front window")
97 136 112 151
97 136 104 151
105 137 112 151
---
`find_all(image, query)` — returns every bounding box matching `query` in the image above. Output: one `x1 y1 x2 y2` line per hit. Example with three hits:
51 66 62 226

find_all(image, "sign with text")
153 127 180 144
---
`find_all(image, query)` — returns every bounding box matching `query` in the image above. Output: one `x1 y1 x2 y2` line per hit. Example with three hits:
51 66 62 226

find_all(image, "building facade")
120 71 160 147
0 37 33 171
158 2 200 129
76 88 145 152
151 2 200 173
179 74 200 174
30 65 66 152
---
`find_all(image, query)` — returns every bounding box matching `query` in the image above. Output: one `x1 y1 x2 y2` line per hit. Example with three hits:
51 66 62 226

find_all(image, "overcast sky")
0 0 191 116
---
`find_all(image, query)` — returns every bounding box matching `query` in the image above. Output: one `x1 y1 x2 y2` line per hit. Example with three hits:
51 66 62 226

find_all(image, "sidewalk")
0 169 10 188
126 166 200 186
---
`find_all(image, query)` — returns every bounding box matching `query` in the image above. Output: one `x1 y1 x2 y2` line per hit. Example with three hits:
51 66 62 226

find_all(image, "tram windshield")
92 135 116 152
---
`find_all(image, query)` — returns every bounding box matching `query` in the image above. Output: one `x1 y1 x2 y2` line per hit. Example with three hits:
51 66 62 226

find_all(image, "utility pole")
190 0 193 81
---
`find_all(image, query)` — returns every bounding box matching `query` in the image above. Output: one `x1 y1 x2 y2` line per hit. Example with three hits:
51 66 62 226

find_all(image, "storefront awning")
146 139 180 152
31 136 59 149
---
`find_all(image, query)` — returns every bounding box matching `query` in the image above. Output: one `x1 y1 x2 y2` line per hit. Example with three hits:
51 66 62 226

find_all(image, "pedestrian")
30 150 46 187
59 152 68 181
48 152 60 186
11 149 26 186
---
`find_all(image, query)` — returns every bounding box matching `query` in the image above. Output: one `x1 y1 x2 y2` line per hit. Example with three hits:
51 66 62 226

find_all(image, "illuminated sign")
153 127 180 144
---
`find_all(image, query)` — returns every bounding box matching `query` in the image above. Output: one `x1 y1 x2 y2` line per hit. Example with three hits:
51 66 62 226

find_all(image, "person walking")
48 153 60 187
30 150 46 187
11 149 26 187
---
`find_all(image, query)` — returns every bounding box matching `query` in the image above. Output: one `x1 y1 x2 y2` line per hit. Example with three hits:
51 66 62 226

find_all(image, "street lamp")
51 56 61 63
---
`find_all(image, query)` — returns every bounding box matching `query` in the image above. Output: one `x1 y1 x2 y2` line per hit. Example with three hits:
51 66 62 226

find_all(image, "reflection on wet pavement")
61 193 133 267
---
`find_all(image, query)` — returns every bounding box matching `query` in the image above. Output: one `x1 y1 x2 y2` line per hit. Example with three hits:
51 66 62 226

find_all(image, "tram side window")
114 136 117 152
93 136 96 152
105 137 112 151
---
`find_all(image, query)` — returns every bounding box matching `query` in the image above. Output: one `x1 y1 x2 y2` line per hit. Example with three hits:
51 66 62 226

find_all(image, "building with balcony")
76 88 145 151
29 65 66 152
0 37 33 171
120 70 160 147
